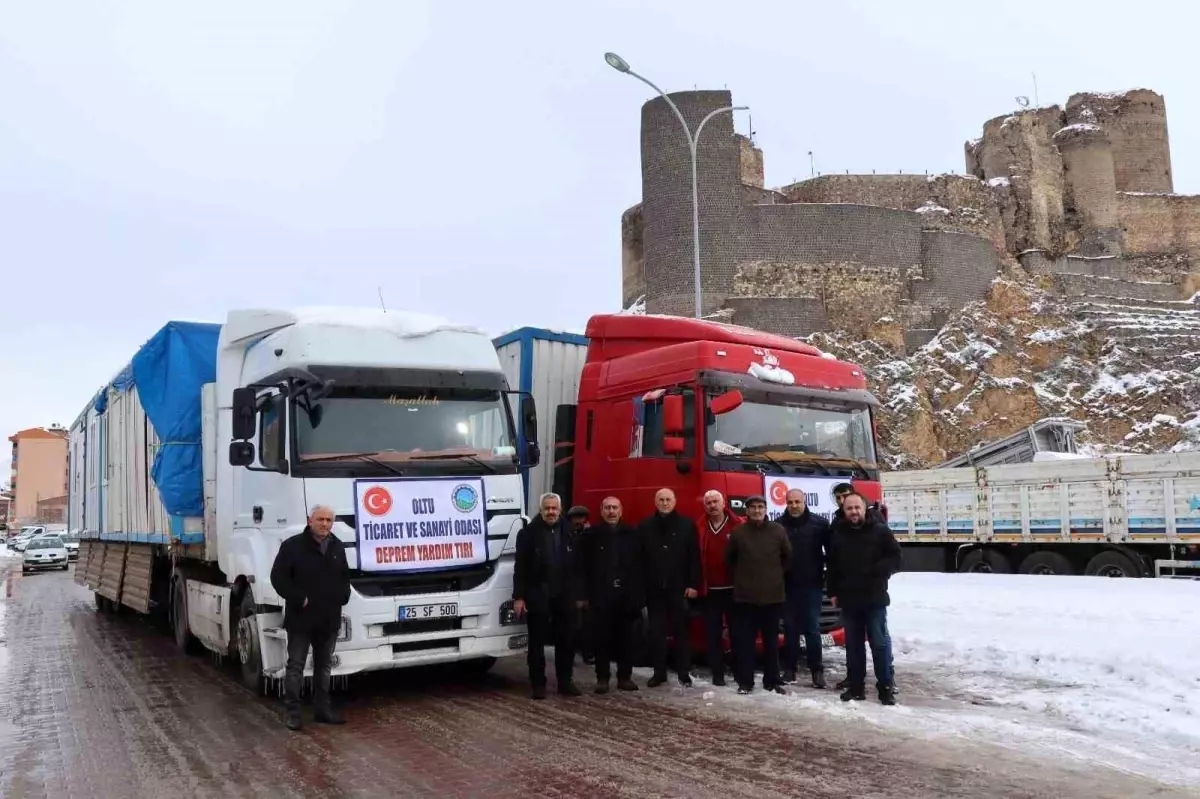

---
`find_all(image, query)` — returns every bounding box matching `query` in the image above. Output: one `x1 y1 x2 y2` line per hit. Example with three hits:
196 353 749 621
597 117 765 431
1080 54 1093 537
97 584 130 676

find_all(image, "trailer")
883 450 1200 577
69 309 541 690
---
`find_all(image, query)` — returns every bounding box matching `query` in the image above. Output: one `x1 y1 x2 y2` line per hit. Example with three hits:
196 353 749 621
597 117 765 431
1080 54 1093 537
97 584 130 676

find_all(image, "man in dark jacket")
513 492 582 699
580 496 646 694
726 495 792 695
827 492 902 705
638 488 701 688
696 489 742 687
565 505 594 665
270 504 351 731
779 488 832 688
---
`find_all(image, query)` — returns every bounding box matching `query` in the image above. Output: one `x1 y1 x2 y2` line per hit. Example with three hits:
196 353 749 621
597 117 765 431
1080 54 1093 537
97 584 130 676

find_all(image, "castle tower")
1065 90 1173 194
1053 123 1123 257
640 90 742 317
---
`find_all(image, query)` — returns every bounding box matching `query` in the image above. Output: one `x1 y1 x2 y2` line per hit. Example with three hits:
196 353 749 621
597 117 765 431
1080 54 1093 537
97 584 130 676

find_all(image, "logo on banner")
363 486 393 517
768 479 789 506
451 484 479 513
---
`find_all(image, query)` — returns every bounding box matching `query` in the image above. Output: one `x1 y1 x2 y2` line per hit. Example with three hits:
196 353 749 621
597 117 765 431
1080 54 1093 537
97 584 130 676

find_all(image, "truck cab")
567 314 882 521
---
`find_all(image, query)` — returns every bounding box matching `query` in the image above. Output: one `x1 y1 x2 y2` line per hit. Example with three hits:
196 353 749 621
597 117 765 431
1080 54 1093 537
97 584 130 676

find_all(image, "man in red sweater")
696 490 743 686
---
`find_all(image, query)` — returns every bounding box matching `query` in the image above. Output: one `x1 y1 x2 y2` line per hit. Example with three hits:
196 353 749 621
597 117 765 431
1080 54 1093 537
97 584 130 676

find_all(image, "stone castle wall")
621 86 1197 352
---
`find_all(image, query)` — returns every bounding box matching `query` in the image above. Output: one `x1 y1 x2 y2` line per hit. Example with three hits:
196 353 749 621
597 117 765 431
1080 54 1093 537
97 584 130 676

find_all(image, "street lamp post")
605 52 748 320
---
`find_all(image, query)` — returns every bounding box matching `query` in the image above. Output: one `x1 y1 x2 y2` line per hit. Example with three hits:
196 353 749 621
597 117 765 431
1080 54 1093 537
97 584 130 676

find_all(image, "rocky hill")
806 276 1200 470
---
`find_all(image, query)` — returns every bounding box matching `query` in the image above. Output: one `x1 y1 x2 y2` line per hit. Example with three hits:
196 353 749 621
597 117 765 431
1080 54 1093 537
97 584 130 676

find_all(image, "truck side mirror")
229 440 256 466
525 441 541 468
663 435 685 455
231 387 257 440
662 394 685 435
520 395 538 444
709 389 744 416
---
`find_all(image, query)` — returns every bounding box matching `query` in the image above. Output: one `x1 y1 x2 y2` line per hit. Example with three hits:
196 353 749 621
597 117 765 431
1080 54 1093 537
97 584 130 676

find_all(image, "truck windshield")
293 386 517 466
707 400 877 466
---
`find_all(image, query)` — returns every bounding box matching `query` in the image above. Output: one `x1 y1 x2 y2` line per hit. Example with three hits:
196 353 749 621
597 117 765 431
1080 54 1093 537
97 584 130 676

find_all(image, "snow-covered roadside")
692 573 1200 789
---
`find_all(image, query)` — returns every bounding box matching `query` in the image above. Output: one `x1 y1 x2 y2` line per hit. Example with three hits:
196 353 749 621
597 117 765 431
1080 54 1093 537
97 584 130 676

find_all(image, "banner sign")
764 475 844 523
354 477 488 573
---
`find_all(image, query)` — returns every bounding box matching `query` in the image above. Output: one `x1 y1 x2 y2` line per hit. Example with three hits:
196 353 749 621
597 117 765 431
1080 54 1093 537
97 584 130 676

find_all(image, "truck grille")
378 618 464 636
350 560 496 597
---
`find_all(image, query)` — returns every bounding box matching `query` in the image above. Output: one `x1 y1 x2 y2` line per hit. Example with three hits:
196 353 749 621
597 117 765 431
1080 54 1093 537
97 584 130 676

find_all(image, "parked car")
23 536 70 573
12 530 43 552
61 532 80 561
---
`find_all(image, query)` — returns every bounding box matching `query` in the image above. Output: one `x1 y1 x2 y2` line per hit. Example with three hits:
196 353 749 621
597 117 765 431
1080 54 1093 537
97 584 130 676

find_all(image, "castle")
621 88 1199 353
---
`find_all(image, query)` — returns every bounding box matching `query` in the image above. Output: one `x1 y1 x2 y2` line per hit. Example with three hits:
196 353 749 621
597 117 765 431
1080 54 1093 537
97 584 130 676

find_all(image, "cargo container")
69 309 541 690
883 450 1200 577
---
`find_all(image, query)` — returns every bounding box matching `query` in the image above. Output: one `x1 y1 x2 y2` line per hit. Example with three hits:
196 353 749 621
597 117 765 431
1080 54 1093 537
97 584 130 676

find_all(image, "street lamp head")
604 52 631 73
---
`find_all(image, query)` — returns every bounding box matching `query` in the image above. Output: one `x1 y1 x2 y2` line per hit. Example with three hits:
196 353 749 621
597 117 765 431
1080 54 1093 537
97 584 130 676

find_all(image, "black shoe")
878 684 897 706
811 670 827 690
617 679 639 692
712 676 727 687
840 686 866 702
767 684 786 695
836 677 849 690
781 670 797 684
737 685 753 695
678 674 693 687
558 682 583 697
647 674 667 688
285 710 303 731
532 685 547 700
314 709 345 725
594 681 610 695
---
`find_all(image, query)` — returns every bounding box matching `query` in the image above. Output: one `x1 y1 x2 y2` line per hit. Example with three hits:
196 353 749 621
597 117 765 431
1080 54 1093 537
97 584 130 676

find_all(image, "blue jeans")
782 587 825 673
841 605 894 688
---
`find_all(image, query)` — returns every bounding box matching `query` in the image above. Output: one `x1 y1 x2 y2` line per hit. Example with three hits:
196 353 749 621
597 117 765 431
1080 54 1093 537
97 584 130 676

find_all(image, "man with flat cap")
726 494 792 695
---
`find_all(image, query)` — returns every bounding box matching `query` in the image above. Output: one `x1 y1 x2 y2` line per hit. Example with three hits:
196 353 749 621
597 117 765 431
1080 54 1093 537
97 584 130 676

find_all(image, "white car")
22 536 70 573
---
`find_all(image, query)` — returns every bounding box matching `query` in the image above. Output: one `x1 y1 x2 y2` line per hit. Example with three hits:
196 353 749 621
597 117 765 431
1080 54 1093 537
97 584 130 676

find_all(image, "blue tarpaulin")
123 321 222 518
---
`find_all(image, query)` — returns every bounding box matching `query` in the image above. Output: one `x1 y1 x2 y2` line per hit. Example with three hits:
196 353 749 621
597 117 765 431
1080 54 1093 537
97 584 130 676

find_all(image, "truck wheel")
958 548 1013 574
172 578 199 653
236 589 265 691
1084 550 1140 578
1018 551 1075 576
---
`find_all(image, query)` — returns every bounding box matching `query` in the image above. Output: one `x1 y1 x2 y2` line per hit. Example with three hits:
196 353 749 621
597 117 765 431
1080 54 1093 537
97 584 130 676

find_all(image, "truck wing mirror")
662 394 685 435
663 435 686 455
229 440 256 466
520 395 538 444
709 389 744 416
231 387 257 440
525 441 541 468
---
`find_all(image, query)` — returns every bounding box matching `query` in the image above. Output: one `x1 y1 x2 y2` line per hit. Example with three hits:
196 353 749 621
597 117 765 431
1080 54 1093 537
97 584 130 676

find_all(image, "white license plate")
398 603 459 621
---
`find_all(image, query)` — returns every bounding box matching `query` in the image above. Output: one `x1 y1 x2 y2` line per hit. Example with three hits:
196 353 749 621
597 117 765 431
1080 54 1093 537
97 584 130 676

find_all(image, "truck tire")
958 548 1013 574
1018 551 1075 576
235 589 265 691
172 578 199 653
1084 550 1140 578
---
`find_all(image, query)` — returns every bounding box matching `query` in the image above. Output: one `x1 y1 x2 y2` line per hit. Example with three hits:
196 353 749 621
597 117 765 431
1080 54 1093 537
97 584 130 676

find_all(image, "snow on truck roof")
584 313 825 357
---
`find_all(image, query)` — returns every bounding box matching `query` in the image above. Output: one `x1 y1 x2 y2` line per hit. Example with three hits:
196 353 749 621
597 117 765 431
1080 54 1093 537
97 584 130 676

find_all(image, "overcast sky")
2 0 1196 484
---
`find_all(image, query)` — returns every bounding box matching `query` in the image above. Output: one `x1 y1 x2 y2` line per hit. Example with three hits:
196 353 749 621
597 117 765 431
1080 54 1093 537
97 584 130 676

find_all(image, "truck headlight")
337 615 352 642
499 600 520 626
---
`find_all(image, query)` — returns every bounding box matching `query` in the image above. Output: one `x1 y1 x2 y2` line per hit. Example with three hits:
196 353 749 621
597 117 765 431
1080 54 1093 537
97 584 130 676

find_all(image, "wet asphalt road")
0 564 1188 799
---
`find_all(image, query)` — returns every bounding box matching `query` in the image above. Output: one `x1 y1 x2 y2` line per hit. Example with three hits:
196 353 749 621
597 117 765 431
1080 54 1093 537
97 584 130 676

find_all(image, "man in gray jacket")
725 495 792 695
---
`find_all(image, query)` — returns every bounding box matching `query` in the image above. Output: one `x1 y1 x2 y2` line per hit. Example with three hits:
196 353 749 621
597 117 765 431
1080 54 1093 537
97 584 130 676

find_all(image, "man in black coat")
638 487 701 688
827 492 902 705
513 492 583 699
579 496 646 694
565 504 595 665
779 488 832 689
270 504 352 730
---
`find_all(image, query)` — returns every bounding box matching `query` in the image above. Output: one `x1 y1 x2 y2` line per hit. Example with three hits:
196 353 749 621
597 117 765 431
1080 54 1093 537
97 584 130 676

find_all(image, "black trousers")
590 605 640 682
285 625 337 712
701 589 734 681
647 593 692 679
526 597 575 688
732 602 782 690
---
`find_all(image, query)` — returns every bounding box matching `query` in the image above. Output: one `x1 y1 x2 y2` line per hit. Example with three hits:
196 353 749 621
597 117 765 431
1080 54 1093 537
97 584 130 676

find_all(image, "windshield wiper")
407 453 498 474
300 451 405 477
738 447 835 476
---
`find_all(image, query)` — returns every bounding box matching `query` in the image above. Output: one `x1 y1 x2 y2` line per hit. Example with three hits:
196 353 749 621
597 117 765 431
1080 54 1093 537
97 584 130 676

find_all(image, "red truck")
494 313 883 662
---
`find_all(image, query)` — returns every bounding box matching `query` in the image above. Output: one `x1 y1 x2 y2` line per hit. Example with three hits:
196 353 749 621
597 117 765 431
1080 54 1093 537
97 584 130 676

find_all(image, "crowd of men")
512 484 902 706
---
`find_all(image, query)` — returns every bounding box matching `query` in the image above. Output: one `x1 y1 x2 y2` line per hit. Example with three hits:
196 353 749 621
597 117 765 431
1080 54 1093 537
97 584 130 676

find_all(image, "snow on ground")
690 573 1200 789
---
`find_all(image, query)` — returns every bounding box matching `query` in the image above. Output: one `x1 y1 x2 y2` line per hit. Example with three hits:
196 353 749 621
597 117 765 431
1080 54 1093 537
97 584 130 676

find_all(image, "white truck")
68 308 539 689
883 450 1200 578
